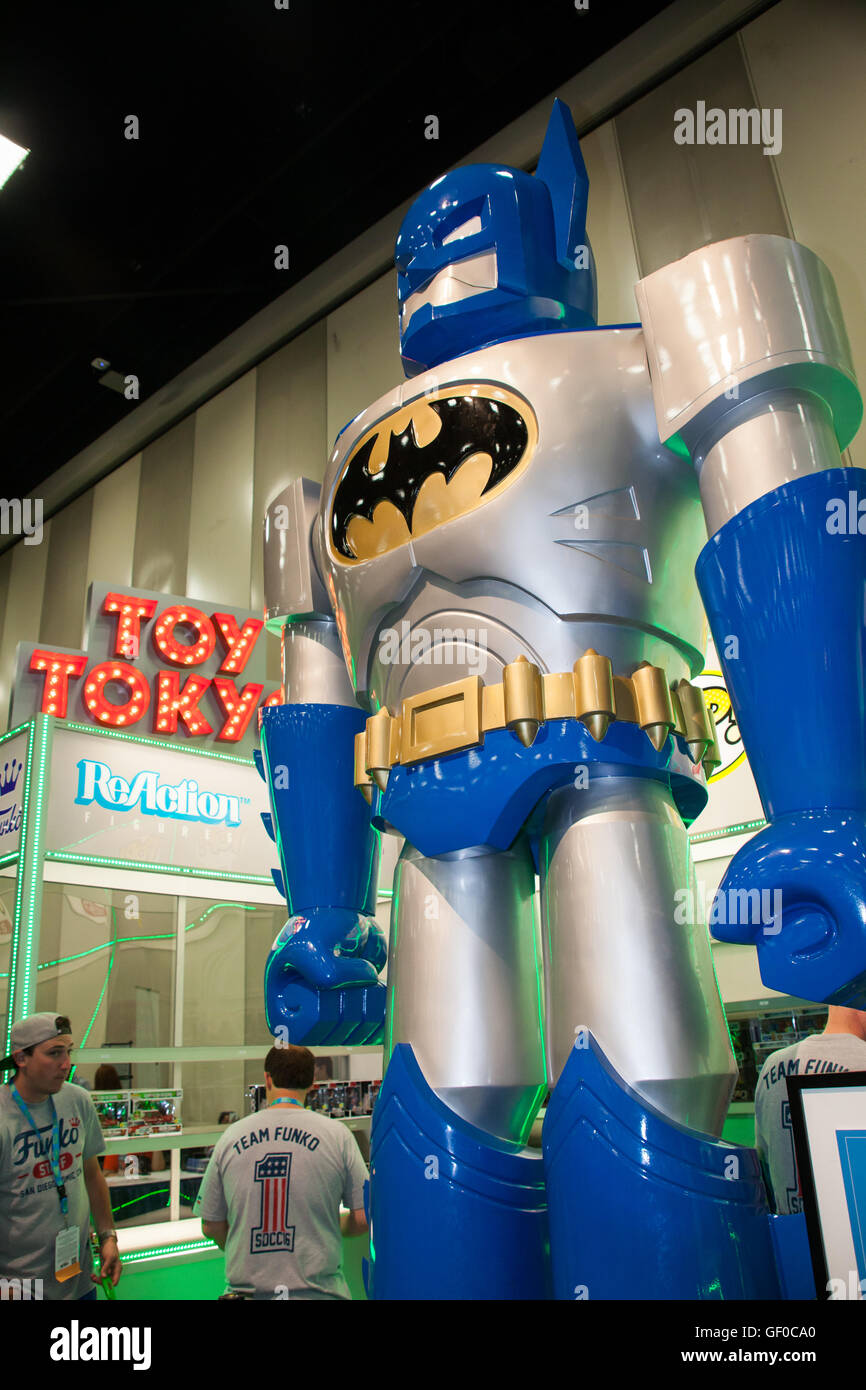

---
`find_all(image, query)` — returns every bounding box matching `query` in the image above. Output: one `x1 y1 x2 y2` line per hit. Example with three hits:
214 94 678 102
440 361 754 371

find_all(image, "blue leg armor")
367 1045 550 1300
696 468 866 1005
543 1034 783 1300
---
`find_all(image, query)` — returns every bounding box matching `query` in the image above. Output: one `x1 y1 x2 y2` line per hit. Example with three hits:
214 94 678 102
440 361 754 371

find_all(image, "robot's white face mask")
327 384 537 564
399 249 499 335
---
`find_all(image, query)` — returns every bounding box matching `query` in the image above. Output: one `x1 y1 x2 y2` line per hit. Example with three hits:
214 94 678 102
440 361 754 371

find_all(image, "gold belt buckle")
399 676 483 766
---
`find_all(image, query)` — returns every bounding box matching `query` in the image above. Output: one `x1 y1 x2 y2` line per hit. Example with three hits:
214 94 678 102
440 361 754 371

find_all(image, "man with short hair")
754 1005 866 1214
198 1043 369 1299
0 1013 121 1299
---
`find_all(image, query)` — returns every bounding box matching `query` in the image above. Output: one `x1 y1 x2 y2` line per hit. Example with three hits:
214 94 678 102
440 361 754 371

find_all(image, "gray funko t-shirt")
754 1033 866 1215
197 1104 368 1299
0 1080 105 1299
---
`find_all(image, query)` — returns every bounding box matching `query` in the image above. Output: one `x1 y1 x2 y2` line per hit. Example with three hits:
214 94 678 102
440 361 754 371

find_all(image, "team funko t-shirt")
0 1080 106 1299
754 1033 866 1215
197 1105 368 1299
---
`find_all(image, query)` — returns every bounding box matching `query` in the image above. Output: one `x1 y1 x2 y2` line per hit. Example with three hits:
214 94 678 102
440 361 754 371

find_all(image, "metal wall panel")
132 415 195 596
85 452 142 603
742 0 866 468
326 272 403 453
187 371 256 609
252 321 327 604
253 323 327 684
615 35 789 277
39 491 94 649
0 527 51 731
582 121 642 326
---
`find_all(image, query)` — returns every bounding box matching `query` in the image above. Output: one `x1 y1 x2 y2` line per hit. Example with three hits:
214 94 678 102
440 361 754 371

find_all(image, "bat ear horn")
535 98 589 275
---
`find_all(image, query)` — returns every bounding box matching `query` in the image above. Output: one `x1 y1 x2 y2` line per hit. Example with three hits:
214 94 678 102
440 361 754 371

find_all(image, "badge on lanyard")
54 1225 81 1282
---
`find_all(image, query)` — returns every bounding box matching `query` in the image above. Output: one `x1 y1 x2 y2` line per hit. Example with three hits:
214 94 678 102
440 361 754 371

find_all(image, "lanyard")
268 1098 302 1108
11 1088 68 1218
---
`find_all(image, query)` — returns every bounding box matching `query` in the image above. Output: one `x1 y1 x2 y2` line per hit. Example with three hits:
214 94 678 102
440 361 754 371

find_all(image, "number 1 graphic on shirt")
251 1152 296 1253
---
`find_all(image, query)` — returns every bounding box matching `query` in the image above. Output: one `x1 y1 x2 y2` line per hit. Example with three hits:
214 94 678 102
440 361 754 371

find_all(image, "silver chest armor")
314 327 709 712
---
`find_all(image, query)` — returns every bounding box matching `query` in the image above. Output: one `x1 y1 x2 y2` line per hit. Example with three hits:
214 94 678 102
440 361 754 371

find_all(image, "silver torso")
313 328 709 710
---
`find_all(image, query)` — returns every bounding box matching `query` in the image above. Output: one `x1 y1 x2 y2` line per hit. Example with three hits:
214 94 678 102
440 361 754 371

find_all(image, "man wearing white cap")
0 1013 121 1300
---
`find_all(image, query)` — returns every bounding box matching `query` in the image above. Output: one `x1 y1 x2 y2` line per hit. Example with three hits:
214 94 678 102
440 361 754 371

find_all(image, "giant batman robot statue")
255 100 865 1300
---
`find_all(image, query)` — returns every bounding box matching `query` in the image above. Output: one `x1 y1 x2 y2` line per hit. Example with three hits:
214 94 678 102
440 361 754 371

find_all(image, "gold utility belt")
354 650 720 799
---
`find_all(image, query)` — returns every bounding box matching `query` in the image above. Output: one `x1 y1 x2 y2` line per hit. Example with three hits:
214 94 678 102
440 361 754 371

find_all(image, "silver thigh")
540 776 736 1136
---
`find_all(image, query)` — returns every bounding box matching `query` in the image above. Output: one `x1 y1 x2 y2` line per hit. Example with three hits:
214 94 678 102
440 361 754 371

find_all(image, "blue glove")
258 702 386 1044
711 810 866 1006
265 908 387 1044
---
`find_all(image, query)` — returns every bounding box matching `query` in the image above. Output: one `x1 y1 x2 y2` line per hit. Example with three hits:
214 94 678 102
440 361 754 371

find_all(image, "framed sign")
45 724 274 879
0 731 27 856
788 1071 866 1301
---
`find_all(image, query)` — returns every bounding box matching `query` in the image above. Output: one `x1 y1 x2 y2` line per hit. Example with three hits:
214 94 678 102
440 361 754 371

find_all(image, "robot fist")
709 810 866 1007
265 907 387 1045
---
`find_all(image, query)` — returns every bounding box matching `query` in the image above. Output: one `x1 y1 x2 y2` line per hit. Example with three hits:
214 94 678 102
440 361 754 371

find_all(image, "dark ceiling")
0 0 674 500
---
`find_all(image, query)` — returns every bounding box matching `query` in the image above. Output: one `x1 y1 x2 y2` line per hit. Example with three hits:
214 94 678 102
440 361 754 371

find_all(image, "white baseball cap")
0 1013 72 1071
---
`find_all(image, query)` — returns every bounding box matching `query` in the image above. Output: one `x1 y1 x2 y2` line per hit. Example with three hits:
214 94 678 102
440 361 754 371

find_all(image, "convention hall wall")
0 0 862 721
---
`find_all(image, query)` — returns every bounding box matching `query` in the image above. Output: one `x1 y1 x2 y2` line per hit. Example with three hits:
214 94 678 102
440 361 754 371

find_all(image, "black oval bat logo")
330 385 536 562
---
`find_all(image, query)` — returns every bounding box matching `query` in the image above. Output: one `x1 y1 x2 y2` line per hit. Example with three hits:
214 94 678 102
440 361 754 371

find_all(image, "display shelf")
102 1124 226 1153
100 1114 372 1154
75 1044 383 1064
752 1038 809 1054
105 1170 204 1187
307 1114 372 1131
726 1004 827 1105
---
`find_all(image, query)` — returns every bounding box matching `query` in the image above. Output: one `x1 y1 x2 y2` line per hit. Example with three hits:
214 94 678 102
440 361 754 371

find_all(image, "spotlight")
0 134 29 191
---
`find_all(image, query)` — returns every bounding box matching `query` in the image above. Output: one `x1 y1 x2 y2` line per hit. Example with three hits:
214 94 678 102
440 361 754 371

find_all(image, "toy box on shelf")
128 1088 182 1135
92 1090 131 1138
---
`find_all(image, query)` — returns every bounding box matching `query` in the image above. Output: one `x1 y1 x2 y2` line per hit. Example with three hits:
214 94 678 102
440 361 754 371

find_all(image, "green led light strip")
0 720 32 745
689 818 767 844
19 717 51 1015
120 1239 216 1265
0 852 18 870
0 901 261 980
63 721 254 767
531 851 547 1089
385 870 400 1061
44 851 272 885
6 723 34 1047
361 825 381 915
111 1186 170 1213
37 902 257 971
79 906 118 1047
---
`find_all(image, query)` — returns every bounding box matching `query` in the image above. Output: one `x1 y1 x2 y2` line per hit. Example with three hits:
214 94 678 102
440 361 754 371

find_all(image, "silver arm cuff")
636 235 862 533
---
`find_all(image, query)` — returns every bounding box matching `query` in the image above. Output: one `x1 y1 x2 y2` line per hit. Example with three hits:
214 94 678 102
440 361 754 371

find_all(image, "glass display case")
727 1003 828 1103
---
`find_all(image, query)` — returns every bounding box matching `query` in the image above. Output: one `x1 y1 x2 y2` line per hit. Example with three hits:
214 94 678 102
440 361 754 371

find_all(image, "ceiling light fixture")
0 134 29 191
